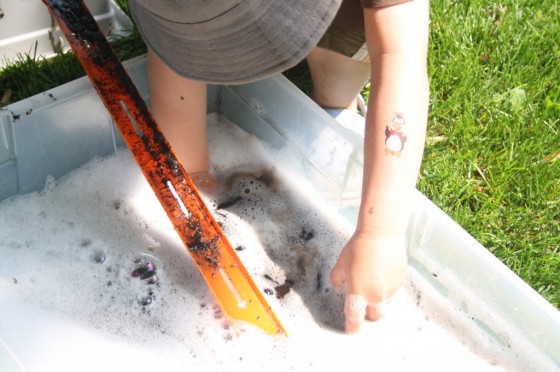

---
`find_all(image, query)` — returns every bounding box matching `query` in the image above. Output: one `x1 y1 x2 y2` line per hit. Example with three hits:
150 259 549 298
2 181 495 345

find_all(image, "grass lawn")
423 0 559 308
1 0 558 308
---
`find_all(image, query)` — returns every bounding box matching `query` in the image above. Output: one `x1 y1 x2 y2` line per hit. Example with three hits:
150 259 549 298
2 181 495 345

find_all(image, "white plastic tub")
0 55 559 371
0 0 132 67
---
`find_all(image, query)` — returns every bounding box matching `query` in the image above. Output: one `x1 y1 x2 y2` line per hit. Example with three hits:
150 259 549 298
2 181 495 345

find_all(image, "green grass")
423 0 559 307
0 29 146 103
0 0 558 308
0 45 83 103
0 0 144 104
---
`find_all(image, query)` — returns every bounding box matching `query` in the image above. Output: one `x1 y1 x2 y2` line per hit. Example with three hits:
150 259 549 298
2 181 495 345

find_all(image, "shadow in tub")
205 165 348 332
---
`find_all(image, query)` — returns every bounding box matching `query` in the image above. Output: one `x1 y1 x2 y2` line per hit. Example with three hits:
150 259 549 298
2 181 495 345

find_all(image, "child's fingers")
366 301 388 321
345 294 390 332
344 293 368 333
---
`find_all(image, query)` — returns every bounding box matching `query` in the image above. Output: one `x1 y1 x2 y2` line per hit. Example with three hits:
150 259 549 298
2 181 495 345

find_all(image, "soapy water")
0 114 522 371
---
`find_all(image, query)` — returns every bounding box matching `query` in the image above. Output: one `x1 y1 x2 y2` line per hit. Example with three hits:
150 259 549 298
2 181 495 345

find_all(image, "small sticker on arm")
385 114 407 156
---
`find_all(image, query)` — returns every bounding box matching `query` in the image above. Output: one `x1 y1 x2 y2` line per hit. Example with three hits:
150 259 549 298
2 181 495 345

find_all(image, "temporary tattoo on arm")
385 114 407 156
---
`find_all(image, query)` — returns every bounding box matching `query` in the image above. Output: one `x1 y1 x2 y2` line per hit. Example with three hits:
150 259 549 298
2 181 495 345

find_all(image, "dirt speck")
274 279 294 299
300 228 314 241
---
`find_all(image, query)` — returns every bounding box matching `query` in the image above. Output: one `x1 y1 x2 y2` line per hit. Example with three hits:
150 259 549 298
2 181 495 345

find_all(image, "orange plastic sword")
42 0 285 335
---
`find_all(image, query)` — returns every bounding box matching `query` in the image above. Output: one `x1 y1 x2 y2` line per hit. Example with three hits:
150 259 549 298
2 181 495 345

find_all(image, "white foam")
0 114 521 371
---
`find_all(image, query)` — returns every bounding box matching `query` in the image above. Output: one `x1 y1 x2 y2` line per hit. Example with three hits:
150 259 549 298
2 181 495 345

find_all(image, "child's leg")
306 47 370 110
147 49 209 175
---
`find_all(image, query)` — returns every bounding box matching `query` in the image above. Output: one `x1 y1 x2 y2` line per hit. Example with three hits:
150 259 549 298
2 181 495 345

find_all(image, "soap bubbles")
131 253 160 285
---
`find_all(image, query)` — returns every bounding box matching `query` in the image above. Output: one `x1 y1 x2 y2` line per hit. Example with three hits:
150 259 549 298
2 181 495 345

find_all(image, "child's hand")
330 230 408 333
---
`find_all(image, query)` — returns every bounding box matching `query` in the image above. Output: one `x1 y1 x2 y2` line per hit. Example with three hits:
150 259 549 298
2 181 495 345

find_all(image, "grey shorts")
317 0 413 61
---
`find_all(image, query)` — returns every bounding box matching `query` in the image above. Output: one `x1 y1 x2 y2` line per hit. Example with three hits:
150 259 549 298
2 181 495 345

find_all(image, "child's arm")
147 49 209 175
330 0 430 333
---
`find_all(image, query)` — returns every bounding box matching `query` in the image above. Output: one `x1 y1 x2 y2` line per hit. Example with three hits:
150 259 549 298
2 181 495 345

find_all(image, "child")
129 0 430 333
